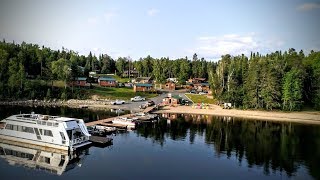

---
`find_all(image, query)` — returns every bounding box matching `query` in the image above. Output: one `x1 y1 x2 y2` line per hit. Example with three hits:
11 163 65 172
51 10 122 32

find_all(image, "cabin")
71 77 89 87
162 94 181 106
188 78 206 84
98 77 117 87
164 81 176 90
133 83 153 92
193 82 210 92
133 77 153 84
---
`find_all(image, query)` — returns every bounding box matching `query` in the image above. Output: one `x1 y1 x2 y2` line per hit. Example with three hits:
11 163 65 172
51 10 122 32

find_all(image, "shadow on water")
135 113 320 179
0 105 130 123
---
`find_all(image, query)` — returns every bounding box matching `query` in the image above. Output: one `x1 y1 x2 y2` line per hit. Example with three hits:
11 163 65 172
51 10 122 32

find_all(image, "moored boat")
112 117 136 128
0 113 91 152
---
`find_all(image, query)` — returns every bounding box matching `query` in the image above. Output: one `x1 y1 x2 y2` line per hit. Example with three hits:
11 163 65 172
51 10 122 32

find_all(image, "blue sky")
1 0 320 60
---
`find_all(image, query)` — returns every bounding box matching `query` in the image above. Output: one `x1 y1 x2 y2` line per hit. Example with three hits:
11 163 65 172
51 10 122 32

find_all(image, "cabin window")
39 129 43 135
43 130 53 137
47 122 52 126
54 123 59 127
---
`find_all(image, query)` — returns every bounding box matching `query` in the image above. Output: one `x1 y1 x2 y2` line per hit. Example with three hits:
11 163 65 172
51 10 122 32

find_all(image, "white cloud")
87 10 117 25
104 11 117 22
190 33 285 59
147 8 159 16
297 3 320 11
87 17 98 25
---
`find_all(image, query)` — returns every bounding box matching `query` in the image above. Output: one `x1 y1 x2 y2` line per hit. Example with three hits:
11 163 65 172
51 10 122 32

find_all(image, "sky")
0 0 320 60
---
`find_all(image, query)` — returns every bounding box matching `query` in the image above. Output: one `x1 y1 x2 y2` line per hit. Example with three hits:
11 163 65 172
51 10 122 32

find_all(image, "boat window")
43 130 53 137
13 125 18 131
5 124 13 130
45 157 50 164
59 132 66 140
54 123 59 127
39 129 43 135
41 121 47 125
47 122 52 126
0 147 4 155
58 159 66 167
0 122 5 129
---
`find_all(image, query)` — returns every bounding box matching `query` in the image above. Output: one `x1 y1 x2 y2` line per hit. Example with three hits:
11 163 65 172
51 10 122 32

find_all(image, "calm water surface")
0 105 319 180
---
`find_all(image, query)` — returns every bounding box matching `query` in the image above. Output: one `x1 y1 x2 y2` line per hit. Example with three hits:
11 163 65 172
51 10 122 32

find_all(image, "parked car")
131 96 146 102
139 103 148 109
181 99 191 106
199 92 208 95
147 100 155 106
111 99 126 105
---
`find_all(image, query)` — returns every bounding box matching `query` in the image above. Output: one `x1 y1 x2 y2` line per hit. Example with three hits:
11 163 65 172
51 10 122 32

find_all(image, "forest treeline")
0 40 319 110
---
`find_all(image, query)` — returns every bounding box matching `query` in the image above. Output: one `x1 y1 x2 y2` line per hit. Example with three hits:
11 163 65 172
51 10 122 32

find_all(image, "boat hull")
0 134 69 151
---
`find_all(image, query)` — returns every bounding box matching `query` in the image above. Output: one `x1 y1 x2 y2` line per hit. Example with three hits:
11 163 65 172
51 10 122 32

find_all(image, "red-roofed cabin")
98 77 117 87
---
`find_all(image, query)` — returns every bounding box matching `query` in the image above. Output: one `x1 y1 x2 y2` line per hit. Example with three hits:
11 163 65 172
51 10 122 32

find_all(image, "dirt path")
154 105 320 125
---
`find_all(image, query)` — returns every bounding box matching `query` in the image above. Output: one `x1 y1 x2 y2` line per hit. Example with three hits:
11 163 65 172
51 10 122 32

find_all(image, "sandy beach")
154 105 320 125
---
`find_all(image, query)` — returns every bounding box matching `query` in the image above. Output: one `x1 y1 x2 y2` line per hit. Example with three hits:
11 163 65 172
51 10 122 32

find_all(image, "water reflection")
0 139 89 176
136 113 320 179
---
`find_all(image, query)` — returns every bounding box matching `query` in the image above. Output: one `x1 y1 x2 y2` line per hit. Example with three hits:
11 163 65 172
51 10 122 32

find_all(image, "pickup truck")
130 96 146 102
111 99 126 105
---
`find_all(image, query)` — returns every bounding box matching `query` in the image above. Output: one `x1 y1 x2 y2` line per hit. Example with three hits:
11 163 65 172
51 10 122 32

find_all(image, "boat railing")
14 116 59 127
70 136 89 146
36 120 59 127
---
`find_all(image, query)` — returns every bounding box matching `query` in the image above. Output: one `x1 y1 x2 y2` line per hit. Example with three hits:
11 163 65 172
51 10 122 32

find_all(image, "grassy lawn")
94 74 130 83
185 94 216 104
88 87 158 100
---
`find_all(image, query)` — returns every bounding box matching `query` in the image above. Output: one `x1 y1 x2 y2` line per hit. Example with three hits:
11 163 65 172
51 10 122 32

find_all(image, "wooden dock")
85 106 156 127
143 106 156 113
85 114 131 126
99 122 127 129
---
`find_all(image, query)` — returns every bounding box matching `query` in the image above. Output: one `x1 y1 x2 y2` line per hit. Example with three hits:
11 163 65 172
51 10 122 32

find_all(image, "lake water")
0 105 319 180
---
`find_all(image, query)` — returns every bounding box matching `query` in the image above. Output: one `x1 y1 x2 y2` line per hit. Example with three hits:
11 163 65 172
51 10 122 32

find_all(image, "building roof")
76 77 87 81
99 77 116 81
135 83 153 87
172 95 182 99
201 83 210 86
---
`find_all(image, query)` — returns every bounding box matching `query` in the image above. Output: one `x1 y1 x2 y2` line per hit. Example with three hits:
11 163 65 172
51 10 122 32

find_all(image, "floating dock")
85 106 156 127
89 135 113 145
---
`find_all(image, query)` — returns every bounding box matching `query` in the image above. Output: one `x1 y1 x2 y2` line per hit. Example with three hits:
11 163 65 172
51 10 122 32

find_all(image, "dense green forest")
0 40 319 110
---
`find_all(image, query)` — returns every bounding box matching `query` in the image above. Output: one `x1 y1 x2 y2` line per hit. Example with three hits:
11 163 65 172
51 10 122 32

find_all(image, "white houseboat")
0 113 91 151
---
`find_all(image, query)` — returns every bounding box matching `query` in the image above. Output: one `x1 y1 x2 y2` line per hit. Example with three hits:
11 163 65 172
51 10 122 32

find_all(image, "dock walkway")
85 106 156 127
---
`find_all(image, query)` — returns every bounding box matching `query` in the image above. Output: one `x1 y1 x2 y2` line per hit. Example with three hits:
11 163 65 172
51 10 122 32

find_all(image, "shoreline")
154 105 320 125
0 99 123 110
1 100 320 125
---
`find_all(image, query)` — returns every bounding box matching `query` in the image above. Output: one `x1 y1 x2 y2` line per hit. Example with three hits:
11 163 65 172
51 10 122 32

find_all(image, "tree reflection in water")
136 113 320 179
